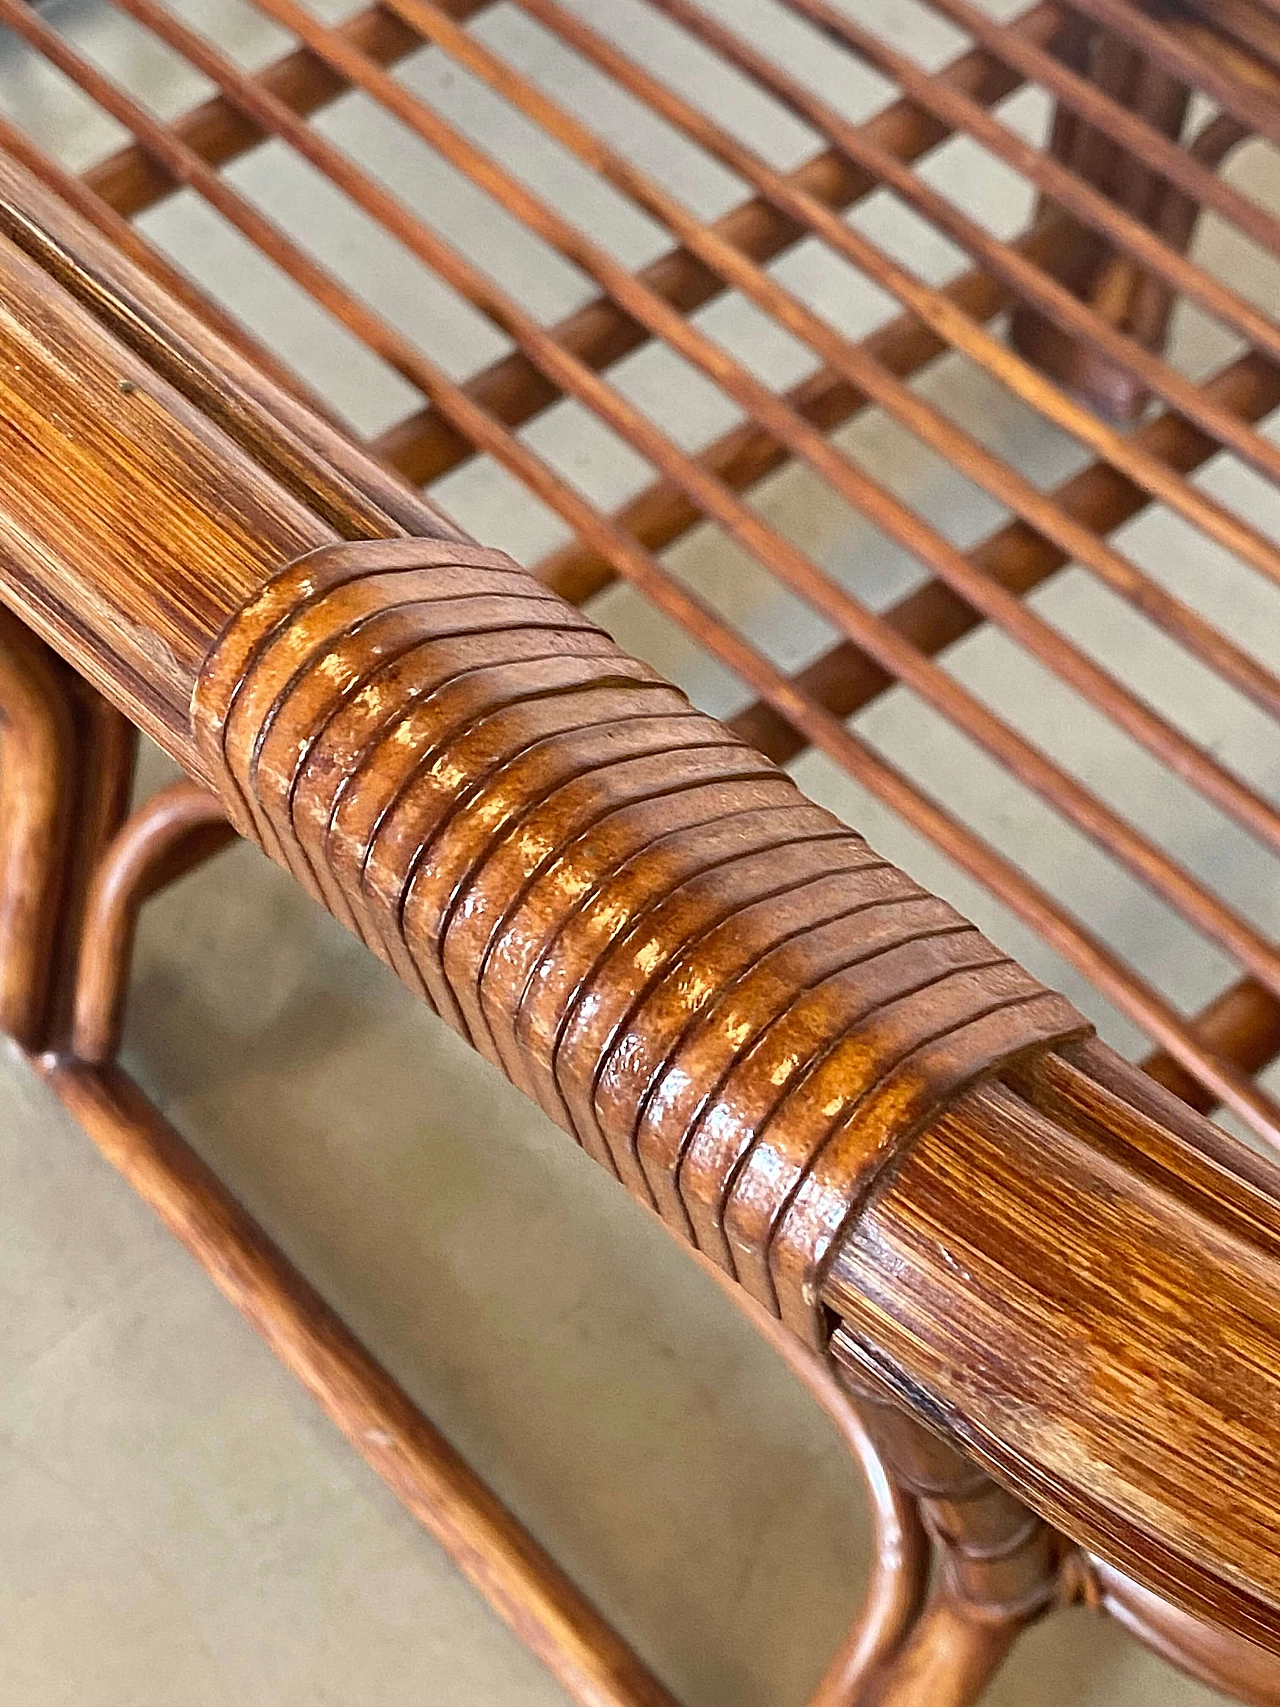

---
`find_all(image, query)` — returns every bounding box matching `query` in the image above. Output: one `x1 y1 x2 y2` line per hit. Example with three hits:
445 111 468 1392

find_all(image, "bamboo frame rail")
11 0 1280 1142
2 1 1280 1702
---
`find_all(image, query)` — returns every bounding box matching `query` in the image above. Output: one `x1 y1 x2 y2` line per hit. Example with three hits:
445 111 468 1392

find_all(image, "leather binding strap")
194 536 1090 1345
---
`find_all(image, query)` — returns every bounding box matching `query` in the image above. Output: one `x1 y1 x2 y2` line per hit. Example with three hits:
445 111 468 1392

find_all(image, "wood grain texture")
826 1051 1280 1650
0 150 462 765
30 1 1280 1137
71 779 235 1064
1092 1560 1280 1705
0 220 331 752
0 9 1280 1688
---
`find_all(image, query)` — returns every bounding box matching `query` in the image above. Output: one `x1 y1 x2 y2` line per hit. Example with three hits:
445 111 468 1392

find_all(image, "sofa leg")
0 610 135 1051
834 1360 1065 1706
1010 11 1191 420
69 778 235 1065
0 608 74 1047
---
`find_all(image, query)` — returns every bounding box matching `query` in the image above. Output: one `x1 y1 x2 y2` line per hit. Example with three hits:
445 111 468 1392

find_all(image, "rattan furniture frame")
2 0 1280 1701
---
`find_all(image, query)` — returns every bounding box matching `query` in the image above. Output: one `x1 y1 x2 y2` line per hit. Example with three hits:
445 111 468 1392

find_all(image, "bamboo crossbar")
4 1 1280 1700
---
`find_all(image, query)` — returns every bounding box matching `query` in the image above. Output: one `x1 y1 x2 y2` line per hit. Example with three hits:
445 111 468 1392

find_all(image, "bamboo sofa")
1 0 1280 1701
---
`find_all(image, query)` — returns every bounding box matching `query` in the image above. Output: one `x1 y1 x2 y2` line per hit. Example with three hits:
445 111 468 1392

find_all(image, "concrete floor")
2 0 1279 1698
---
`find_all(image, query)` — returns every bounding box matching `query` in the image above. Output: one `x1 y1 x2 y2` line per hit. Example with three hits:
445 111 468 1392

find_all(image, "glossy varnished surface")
827 1052 1280 1648
6 0 1280 1141
192 533 1085 1345
0 1 1280 1697
0 150 463 761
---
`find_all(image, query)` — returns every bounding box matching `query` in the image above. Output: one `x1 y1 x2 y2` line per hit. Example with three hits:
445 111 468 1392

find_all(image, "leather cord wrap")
193 537 1090 1344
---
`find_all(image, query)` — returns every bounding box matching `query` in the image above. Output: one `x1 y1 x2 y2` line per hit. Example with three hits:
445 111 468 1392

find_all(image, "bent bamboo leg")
71 778 235 1063
41 1055 684 1707
1010 12 1190 418
53 682 138 1040
835 1359 1063 1707
37 777 934 1707
1090 1559 1280 1706
0 609 137 1050
0 612 136 1051
0 608 76 1046
687 1259 930 1703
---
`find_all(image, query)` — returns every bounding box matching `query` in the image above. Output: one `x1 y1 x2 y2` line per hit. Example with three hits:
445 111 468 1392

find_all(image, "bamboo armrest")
2 143 1280 1658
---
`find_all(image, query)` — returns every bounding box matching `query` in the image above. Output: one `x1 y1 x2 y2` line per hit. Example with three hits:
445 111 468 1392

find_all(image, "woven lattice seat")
3 1 1280 1701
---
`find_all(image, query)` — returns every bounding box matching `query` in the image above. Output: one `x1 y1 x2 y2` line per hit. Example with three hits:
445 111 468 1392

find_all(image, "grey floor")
2 0 1278 1699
